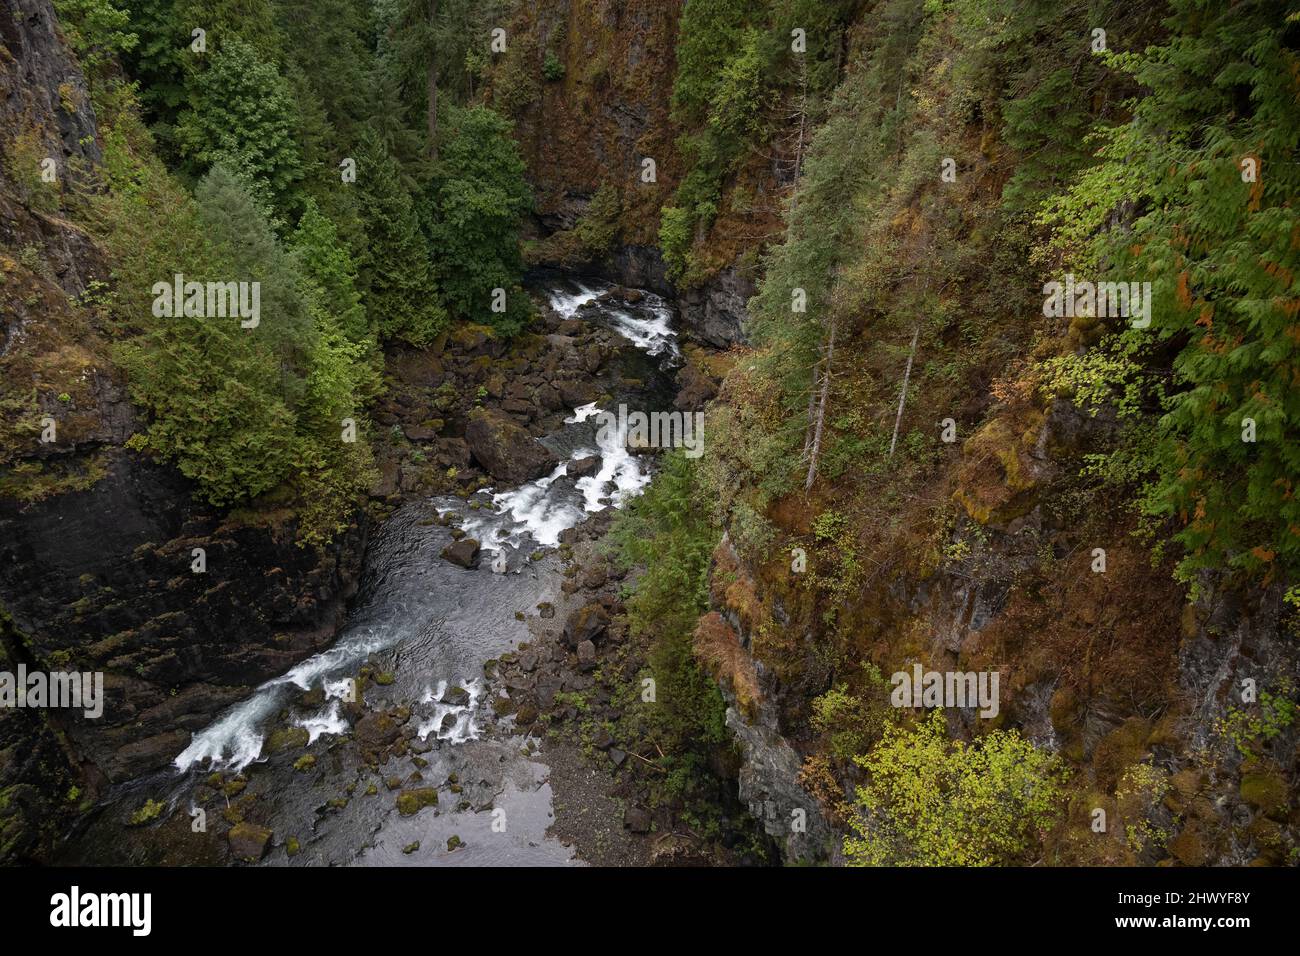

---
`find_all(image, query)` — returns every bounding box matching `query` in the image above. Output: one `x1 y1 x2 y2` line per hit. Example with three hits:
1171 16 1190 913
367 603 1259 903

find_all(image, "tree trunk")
804 319 836 491
888 324 920 460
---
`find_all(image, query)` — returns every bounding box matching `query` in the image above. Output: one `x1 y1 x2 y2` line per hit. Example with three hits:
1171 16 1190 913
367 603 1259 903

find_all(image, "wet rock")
568 455 601 478
227 822 272 862
581 565 608 589
441 685 471 707
537 602 556 619
464 408 558 484
577 640 597 670
441 538 481 569
563 603 610 647
609 748 628 769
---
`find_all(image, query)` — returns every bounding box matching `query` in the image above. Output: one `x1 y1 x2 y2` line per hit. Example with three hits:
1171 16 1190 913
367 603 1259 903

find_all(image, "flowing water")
60 278 682 867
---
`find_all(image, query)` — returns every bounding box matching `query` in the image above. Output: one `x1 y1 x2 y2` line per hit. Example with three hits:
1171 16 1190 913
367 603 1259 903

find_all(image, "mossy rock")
1166 824 1208 866
227 822 273 862
127 798 165 827
264 726 310 755
374 671 396 686
446 835 464 851
1092 718 1152 791
395 787 439 816
365 783 379 796
293 754 317 773
1240 770 1287 817
402 841 420 855
286 836 301 857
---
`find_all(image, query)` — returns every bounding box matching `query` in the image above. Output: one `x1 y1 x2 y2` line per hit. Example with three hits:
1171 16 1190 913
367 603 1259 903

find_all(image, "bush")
845 712 1067 866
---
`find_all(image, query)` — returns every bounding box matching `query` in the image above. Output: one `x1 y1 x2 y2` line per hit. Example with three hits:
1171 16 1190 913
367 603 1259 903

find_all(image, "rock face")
0 1 368 863
0 453 366 783
464 408 558 485
677 267 753 347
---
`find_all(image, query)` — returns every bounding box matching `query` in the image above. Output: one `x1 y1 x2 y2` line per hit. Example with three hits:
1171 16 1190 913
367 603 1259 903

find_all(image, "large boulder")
562 602 610 647
441 538 481 569
464 408 557 484
568 455 601 478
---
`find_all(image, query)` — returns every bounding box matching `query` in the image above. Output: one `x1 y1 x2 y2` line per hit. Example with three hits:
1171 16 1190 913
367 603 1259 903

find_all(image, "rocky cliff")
0 0 367 862
491 0 759 347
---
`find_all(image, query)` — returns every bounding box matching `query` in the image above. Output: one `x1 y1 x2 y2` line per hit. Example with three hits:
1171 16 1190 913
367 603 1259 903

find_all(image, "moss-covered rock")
395 787 439 816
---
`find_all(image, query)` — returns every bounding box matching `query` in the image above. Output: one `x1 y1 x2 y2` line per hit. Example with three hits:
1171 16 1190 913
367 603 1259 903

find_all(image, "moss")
293 754 316 773
446 834 464 851
395 787 439 816
1092 718 1152 792
128 798 165 827
1166 824 1208 866
286 836 301 857
1240 770 1287 817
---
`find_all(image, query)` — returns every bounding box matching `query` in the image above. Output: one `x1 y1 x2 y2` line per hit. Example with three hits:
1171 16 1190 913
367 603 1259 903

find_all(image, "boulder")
227 823 272 862
576 640 597 670
568 455 601 478
623 806 651 833
464 408 558 484
441 538 481 569
441 685 471 707
563 603 610 647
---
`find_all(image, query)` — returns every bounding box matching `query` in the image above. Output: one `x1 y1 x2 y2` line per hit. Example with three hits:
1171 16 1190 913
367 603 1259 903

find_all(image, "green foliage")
174 37 303 217
811 671 893 761
1038 0 1300 583
52 0 138 78
542 50 565 82
354 130 447 346
1217 683 1298 759
95 130 373 538
845 712 1068 866
611 453 729 811
425 106 532 335
291 199 370 347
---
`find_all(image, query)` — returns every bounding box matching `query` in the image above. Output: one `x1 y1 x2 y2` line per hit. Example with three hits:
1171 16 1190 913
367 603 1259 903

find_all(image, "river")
58 277 682 867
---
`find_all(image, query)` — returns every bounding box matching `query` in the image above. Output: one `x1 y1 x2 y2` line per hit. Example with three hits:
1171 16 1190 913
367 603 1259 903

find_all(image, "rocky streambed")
53 278 711 867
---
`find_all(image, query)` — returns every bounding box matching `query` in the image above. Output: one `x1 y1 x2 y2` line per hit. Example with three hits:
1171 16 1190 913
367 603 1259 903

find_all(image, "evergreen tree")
174 36 303 217
354 130 447 346
1041 0 1300 582
425 106 532 334
292 198 371 347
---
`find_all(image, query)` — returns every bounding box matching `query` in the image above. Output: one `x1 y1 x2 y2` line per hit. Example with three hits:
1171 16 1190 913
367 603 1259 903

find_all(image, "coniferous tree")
292 198 371 348
1041 0 1300 582
354 130 447 346
175 37 303 218
424 105 532 334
